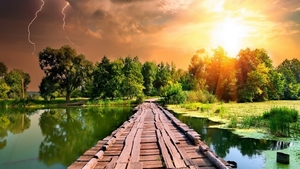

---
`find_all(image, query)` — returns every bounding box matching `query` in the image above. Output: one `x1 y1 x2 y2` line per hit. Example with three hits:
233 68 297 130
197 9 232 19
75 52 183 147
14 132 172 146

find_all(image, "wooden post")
277 152 289 164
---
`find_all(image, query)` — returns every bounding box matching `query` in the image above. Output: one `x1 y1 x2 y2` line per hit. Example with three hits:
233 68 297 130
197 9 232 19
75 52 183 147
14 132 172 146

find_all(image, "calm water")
0 107 291 169
175 114 291 169
0 107 133 169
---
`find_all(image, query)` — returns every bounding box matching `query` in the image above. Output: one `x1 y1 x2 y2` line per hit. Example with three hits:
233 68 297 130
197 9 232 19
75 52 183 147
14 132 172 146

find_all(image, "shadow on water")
172 112 290 169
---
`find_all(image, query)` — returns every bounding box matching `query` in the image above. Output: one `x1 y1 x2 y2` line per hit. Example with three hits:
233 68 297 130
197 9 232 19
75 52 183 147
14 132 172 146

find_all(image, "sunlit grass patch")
167 101 300 138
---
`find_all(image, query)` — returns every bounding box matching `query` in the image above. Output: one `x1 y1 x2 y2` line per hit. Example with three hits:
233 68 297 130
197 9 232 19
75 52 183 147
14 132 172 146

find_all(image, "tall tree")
142 61 157 96
4 69 30 98
105 59 124 99
92 56 111 98
121 56 144 99
236 48 273 102
206 47 226 94
38 45 93 102
154 62 172 94
188 54 207 90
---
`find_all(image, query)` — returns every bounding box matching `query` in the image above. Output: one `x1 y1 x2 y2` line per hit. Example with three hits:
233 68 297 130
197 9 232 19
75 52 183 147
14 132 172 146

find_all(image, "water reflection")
38 107 133 167
0 106 133 169
174 114 290 168
0 109 31 150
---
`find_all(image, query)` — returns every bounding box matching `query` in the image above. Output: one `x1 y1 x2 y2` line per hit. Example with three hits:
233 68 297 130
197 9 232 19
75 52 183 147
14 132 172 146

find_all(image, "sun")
211 17 249 57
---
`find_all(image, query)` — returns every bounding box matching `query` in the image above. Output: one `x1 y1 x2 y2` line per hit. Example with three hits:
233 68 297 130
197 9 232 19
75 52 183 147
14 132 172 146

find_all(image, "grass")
0 97 137 108
168 100 300 139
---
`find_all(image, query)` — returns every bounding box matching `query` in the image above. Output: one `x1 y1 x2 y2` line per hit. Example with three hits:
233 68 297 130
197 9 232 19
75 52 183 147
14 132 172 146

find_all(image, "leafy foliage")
38 45 93 102
4 69 30 98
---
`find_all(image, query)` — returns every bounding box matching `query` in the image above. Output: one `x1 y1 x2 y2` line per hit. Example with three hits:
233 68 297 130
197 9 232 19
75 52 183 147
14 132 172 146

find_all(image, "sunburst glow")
211 17 249 57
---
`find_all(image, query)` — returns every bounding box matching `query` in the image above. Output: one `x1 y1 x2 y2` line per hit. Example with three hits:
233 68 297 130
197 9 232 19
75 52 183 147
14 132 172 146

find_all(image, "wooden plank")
160 119 180 144
105 156 118 169
140 155 161 161
127 162 143 169
82 158 98 169
142 160 164 169
68 162 86 169
156 129 175 168
77 155 93 162
177 147 200 169
159 127 187 168
130 129 142 162
116 124 138 163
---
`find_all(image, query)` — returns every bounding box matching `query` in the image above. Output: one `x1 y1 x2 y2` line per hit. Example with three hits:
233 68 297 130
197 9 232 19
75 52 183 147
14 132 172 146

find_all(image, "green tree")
188 54 207 90
39 76 60 101
176 69 193 91
121 56 144 99
105 59 124 99
142 61 157 96
154 62 172 94
277 59 300 99
0 79 10 99
0 62 8 78
267 70 285 100
238 63 270 102
92 56 111 98
160 82 185 104
236 48 273 102
4 69 30 98
92 57 124 99
38 45 93 102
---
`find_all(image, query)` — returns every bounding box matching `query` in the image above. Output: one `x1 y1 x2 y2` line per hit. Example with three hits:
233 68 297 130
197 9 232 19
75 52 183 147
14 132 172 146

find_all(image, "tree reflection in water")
38 107 133 167
175 115 290 158
0 109 31 150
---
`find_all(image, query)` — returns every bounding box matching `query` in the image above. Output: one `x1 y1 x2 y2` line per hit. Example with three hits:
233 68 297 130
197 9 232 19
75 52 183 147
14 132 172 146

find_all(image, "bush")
263 107 299 136
263 107 298 122
185 90 217 103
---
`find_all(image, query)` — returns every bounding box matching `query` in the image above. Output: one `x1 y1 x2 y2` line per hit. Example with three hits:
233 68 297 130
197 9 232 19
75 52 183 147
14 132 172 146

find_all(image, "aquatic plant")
241 115 263 128
263 107 299 136
228 115 238 128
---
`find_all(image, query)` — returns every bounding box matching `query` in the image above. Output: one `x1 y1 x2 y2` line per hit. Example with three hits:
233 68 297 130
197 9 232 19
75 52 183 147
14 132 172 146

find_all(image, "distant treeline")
1 45 300 103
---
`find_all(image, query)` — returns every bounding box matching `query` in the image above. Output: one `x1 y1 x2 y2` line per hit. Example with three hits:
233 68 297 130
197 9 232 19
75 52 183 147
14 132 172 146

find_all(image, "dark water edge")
173 113 290 169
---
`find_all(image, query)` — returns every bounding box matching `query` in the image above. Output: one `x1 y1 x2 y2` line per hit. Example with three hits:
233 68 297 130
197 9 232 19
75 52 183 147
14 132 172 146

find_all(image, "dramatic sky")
1 0 300 91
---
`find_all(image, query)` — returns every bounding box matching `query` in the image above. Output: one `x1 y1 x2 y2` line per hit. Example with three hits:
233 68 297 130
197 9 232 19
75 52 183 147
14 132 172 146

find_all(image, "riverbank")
167 100 300 169
0 98 138 108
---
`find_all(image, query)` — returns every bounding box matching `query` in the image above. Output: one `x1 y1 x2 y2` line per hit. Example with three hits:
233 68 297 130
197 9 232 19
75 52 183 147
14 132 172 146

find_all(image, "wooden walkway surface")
68 102 232 169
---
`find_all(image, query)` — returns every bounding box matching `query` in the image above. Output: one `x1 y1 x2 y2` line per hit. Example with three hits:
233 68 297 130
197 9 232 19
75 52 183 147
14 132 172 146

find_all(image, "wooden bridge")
68 102 232 169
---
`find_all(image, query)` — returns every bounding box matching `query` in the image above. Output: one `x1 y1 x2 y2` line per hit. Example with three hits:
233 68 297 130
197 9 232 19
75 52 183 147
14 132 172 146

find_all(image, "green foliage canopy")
38 45 93 102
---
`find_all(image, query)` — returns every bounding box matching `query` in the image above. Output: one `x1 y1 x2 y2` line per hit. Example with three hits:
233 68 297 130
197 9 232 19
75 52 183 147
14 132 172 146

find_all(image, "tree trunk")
66 91 71 103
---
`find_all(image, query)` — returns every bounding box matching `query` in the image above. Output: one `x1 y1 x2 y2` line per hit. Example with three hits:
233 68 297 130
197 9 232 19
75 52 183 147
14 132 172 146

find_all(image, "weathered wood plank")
159 127 187 168
156 129 175 168
130 129 142 162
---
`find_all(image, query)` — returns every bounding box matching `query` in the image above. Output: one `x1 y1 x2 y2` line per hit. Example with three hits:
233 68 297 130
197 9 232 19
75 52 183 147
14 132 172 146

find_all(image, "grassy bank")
168 100 300 139
0 98 138 108
167 101 300 169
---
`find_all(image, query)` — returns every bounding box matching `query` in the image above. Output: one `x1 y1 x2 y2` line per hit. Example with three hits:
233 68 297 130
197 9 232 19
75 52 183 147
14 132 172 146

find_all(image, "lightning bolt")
62 2 79 48
27 0 45 55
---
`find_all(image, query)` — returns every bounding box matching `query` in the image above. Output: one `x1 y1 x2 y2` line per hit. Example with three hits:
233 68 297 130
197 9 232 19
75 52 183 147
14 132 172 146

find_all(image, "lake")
0 106 291 169
0 107 134 169
175 114 291 169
